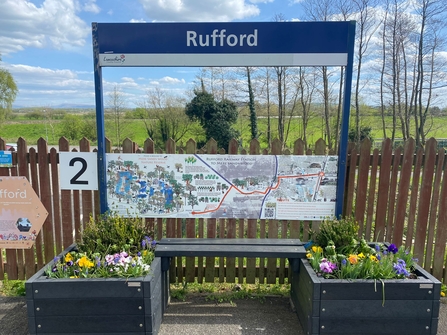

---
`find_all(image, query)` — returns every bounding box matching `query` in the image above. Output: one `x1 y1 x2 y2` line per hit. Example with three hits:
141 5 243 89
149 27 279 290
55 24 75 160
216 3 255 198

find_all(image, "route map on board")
106 154 337 220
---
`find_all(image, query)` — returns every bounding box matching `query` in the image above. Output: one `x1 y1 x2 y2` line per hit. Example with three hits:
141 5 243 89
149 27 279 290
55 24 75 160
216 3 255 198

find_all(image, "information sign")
0 177 48 249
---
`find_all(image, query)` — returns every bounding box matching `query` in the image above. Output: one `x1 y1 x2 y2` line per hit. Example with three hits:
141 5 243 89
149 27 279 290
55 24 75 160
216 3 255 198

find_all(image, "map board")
93 21 356 217
107 154 337 220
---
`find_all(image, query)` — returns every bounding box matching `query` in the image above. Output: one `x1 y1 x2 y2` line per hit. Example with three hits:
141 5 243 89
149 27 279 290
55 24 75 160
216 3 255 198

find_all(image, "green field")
1 112 447 150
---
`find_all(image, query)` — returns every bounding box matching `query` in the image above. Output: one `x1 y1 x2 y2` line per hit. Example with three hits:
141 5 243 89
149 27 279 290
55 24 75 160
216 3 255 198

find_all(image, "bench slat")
155 244 306 258
157 238 304 246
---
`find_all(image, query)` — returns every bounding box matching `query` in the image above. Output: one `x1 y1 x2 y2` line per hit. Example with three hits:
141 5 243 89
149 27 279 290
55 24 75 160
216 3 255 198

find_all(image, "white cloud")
249 0 273 3
130 18 147 23
0 0 90 55
159 76 185 84
82 0 100 14
121 77 136 83
5 63 95 106
138 0 260 22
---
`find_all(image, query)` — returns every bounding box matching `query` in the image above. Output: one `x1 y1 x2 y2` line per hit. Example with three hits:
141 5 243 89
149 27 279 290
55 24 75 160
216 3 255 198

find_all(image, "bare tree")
297 67 318 150
412 0 447 146
107 85 127 149
140 87 193 144
352 0 381 145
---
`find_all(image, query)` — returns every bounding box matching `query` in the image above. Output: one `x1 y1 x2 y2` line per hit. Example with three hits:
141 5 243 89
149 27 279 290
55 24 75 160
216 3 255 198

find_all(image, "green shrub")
311 216 359 249
77 212 154 255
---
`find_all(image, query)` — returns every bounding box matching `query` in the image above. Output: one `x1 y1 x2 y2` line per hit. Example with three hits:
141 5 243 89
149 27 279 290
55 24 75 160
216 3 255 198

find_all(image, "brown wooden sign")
0 176 48 249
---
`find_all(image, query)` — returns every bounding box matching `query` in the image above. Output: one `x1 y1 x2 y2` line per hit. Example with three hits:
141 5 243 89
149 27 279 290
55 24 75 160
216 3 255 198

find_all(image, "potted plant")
26 213 168 335
291 217 441 335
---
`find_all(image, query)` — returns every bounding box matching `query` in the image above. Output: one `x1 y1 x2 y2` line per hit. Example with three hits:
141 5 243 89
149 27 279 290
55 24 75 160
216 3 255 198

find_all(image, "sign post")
92 21 356 217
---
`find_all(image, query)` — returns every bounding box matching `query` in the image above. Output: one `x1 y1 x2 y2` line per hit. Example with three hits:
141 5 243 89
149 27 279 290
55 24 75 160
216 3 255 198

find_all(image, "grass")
0 275 26 297
3 112 447 150
170 279 290 304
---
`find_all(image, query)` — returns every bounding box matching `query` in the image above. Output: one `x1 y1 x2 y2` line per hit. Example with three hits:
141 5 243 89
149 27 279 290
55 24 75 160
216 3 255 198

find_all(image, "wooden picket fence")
1 136 447 284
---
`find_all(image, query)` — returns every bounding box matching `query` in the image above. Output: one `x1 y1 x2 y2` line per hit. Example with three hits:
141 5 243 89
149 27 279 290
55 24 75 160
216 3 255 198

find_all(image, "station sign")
96 22 351 67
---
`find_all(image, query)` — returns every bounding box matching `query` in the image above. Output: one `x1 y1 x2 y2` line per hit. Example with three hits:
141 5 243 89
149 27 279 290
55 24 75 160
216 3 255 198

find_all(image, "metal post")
92 22 108 214
335 20 356 218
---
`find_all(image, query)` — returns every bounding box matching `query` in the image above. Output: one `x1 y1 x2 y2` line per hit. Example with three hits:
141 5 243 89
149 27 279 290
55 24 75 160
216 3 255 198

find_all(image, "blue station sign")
95 22 353 67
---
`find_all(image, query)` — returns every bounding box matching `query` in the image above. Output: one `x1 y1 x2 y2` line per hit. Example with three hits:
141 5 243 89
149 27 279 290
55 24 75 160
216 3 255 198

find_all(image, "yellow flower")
78 256 94 268
348 254 358 264
441 292 445 297
370 255 378 262
64 253 73 262
358 253 365 259
312 246 323 253
306 253 312 259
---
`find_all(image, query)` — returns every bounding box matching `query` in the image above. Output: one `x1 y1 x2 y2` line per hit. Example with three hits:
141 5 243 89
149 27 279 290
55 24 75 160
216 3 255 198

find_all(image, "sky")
0 0 307 109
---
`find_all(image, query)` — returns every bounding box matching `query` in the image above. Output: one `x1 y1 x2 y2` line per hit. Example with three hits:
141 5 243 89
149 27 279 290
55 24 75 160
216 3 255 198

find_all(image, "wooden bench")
154 238 307 279
154 238 307 323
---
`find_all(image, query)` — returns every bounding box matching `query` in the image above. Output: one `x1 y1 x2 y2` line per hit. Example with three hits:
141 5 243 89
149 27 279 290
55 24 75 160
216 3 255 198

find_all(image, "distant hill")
13 104 96 110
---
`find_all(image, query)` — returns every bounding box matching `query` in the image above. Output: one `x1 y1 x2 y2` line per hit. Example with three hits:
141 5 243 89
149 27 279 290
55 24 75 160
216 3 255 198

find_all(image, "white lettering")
247 30 258 46
227 34 238 47
211 29 219 47
186 29 258 48
239 34 247 46
219 29 226 46
199 35 209 46
186 31 197 46
0 189 27 199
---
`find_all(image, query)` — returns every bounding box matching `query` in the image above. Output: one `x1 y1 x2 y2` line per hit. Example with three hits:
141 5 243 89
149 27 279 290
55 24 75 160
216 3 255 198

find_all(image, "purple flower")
393 259 409 276
319 259 337 273
341 259 347 266
388 244 398 254
375 244 380 252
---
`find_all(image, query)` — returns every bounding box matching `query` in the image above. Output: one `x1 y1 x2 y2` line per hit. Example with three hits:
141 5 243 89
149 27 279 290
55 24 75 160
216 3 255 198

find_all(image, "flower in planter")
45 213 156 279
307 217 418 280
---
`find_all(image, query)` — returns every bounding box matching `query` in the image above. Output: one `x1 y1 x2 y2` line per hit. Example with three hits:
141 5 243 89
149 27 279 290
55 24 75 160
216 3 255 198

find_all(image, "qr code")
264 208 275 219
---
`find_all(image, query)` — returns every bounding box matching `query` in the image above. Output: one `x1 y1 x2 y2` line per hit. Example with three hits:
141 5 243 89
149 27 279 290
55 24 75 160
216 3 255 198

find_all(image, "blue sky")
0 0 305 108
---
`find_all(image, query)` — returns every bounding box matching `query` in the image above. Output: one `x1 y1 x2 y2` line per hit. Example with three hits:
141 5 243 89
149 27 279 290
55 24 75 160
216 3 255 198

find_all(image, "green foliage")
0 275 25 296
25 111 45 120
77 212 154 255
0 55 18 117
348 125 374 143
185 90 240 150
311 216 359 250
169 280 290 304
58 114 97 141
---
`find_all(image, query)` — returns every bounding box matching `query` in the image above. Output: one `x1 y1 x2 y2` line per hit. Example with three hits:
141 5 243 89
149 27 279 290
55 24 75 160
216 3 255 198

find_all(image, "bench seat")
154 238 307 272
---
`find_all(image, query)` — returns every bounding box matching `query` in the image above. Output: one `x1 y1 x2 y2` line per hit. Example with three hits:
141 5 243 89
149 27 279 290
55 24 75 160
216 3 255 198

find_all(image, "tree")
352 0 381 146
185 90 239 150
247 67 258 140
0 55 18 124
107 85 127 148
59 114 84 141
140 87 193 144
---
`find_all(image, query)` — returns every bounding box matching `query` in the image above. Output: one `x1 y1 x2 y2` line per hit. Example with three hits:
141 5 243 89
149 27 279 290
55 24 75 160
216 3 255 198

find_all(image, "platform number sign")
59 152 98 190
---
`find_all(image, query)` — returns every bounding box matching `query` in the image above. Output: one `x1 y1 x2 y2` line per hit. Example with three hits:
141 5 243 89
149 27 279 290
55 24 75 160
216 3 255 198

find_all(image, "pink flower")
319 259 337 273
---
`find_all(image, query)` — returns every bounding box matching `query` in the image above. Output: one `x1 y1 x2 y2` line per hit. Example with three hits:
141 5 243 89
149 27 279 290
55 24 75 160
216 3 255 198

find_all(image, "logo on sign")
103 54 126 64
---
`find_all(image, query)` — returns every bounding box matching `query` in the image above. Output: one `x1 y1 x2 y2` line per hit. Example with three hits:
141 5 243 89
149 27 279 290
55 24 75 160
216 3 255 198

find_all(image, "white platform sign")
59 152 98 190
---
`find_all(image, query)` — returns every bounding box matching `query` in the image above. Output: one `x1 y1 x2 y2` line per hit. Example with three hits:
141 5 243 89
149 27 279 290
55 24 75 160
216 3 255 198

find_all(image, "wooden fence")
1 136 447 284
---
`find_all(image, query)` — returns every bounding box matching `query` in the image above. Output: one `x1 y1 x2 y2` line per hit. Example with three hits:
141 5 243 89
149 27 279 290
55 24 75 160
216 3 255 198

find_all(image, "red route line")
192 172 325 215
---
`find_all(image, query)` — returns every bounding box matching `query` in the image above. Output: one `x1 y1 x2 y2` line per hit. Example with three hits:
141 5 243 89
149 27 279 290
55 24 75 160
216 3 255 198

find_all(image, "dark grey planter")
26 245 168 335
291 258 441 335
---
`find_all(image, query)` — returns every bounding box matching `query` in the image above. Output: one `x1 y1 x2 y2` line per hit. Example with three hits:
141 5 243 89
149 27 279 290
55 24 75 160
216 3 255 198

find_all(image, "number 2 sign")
59 152 98 190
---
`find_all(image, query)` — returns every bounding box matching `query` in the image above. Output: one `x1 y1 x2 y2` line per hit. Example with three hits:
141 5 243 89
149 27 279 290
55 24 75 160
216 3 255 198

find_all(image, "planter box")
26 245 168 335
291 258 441 335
